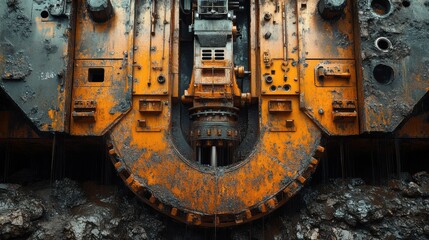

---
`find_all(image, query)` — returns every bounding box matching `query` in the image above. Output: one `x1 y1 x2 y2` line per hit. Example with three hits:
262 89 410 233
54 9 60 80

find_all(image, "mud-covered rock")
115 196 164 240
0 179 166 240
402 181 423 197
51 178 86 209
0 209 33 239
412 171 429 197
0 184 44 239
1 176 428 239
64 204 113 240
63 198 155 240
276 178 429 240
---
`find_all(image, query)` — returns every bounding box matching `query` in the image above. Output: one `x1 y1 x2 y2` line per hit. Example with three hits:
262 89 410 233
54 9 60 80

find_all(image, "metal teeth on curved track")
107 139 325 227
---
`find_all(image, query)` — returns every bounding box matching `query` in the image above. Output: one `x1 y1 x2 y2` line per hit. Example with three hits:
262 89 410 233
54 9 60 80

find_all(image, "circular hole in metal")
370 0 391 16
402 0 410 7
283 84 291 91
375 37 392 52
265 75 273 84
373 64 394 84
41 10 49 19
157 75 166 84
269 85 277 91
264 12 272 21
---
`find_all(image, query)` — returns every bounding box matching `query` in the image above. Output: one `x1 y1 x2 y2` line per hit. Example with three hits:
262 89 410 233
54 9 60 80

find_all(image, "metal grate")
202 49 213 60
214 49 224 60
201 48 225 60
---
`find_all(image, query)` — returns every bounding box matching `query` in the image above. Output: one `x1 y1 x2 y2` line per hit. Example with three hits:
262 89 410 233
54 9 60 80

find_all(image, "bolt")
264 12 272 21
264 75 273 84
264 32 272 39
318 109 324 115
157 75 166 84
86 0 114 23
318 0 347 20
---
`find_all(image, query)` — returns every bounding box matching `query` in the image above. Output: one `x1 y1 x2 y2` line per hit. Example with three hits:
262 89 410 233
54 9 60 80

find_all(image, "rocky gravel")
0 180 164 240
0 172 428 239
290 176 429 240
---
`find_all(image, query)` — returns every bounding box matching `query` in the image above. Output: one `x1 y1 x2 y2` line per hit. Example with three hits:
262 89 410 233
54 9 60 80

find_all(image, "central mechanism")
182 0 250 167
2 0 428 229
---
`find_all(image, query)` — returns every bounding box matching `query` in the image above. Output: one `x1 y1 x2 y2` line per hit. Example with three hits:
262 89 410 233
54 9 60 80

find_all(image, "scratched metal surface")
357 0 429 132
0 0 75 132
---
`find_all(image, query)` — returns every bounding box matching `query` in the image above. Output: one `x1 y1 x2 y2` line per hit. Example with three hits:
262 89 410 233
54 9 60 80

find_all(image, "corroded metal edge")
106 137 325 228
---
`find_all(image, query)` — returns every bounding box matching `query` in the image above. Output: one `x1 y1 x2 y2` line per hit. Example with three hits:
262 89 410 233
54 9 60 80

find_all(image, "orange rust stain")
66 0 365 227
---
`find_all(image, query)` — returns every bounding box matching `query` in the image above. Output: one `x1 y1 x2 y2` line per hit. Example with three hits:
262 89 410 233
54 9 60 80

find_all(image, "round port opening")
371 0 392 16
157 75 166 84
373 64 394 84
265 75 273 84
41 10 49 19
283 84 291 91
270 85 277 92
375 37 392 52
402 0 410 7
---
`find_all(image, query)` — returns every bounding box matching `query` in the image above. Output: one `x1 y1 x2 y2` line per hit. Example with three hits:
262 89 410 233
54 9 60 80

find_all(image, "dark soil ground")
0 172 428 240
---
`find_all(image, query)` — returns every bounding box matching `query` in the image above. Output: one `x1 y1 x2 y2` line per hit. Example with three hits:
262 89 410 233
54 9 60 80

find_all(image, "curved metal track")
106 98 325 227
107 138 324 227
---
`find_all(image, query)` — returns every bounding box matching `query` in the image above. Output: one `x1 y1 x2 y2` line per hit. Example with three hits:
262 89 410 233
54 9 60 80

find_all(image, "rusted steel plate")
0 0 75 132
356 0 429 132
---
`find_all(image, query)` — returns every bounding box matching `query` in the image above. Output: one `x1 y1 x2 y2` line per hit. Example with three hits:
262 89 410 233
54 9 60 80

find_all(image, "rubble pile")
0 184 44 239
0 172 428 239
287 173 429 240
0 180 164 240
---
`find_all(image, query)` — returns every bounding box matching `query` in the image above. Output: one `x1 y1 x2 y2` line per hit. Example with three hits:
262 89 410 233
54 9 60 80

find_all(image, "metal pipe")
211 146 217 167
197 146 202 164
